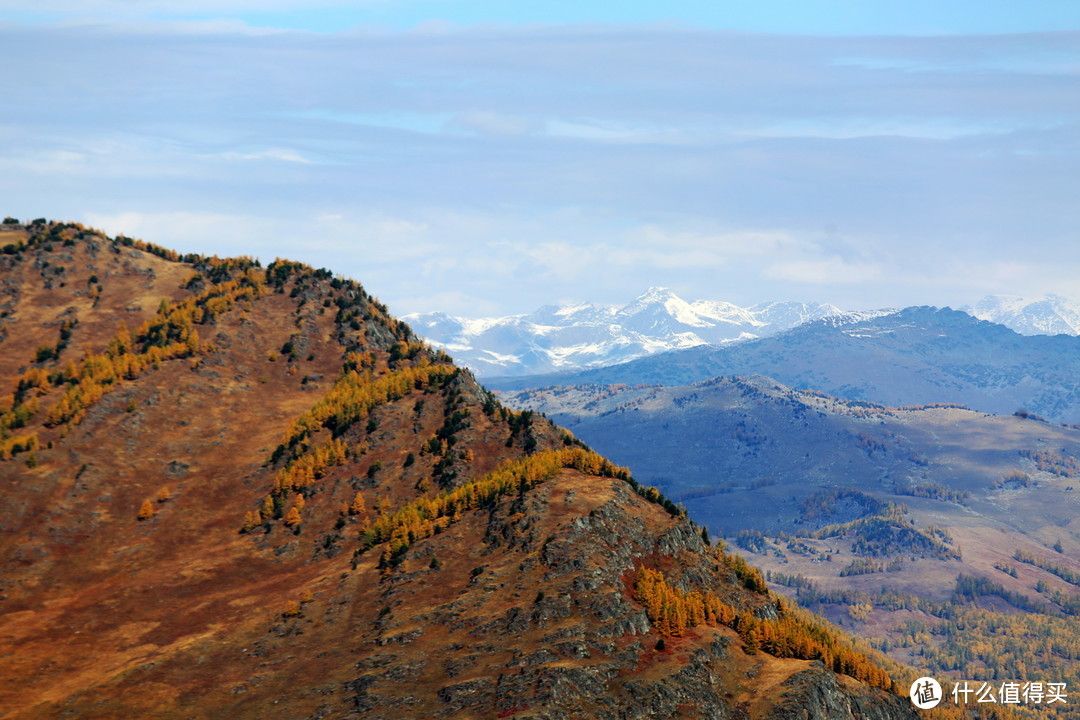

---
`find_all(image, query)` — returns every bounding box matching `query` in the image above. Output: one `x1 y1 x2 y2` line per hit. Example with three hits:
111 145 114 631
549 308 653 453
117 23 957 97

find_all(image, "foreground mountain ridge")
0 221 921 720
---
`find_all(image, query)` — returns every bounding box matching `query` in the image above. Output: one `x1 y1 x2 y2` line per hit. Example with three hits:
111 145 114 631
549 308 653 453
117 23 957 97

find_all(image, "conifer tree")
349 492 367 516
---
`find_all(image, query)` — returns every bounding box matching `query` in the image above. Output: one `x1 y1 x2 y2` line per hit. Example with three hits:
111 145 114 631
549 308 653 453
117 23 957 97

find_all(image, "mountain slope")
0 221 915 720
965 294 1080 336
405 288 844 377
499 377 1080 698
489 307 1080 424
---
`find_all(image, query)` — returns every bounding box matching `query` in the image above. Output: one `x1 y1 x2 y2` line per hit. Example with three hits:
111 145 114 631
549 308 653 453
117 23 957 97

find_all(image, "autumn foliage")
137 499 155 520
633 565 894 692
273 438 349 494
44 275 263 427
278 361 459 450
360 448 633 561
635 567 736 635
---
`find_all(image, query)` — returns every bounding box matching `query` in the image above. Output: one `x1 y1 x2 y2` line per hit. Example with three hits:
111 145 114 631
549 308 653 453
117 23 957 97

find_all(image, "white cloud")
219 147 313 163
765 257 883 285
636 226 801 256
1 23 1077 316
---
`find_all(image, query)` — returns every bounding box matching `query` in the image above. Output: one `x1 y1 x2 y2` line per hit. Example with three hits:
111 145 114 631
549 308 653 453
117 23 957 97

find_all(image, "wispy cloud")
2 23 1078 314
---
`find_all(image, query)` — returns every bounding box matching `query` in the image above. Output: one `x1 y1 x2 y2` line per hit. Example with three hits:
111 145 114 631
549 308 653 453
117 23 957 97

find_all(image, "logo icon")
910 677 942 709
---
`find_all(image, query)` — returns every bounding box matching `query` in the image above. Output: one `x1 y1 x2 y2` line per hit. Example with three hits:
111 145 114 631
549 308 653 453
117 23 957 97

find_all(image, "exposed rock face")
343 472 915 720
772 667 916 720
0 223 916 720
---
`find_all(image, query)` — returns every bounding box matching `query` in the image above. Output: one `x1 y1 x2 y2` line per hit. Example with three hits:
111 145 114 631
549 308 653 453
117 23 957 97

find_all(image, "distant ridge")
406 287 846 376
488 306 1080 424
409 291 1080 380
964 293 1080 337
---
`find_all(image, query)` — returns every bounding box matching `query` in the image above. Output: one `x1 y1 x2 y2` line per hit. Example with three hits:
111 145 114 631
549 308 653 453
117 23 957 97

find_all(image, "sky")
2 2 1079 318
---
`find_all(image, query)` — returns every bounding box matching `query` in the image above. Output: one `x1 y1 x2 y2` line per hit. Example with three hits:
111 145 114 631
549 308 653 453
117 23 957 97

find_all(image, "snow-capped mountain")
404 288 844 376
964 294 1080 336
488 306 1080 424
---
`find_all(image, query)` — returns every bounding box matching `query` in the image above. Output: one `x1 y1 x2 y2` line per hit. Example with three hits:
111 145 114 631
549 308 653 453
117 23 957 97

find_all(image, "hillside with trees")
0 220 923 720
500 377 1080 716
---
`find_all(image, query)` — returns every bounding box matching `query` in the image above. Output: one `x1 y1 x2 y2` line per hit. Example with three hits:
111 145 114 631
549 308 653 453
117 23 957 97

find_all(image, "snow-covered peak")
690 299 761 326
964 294 1080 336
618 287 714 329
406 289 852 377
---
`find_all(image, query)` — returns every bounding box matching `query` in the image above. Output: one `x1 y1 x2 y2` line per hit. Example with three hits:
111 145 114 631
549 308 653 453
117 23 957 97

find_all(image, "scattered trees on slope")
632 565 894 692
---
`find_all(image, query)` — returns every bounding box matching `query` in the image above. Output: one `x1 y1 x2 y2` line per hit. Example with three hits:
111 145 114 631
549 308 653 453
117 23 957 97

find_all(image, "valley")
499 378 1080 704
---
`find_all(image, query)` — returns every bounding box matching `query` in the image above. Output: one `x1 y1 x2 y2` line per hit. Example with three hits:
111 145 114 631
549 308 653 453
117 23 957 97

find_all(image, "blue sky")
1 2 1078 317
8 1 1080 35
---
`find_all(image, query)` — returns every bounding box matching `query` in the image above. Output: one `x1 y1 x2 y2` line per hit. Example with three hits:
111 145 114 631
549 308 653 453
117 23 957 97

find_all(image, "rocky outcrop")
772 666 917 720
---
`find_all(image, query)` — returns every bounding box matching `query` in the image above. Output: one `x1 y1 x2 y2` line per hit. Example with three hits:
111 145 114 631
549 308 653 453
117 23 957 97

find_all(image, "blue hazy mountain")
488 306 1080 424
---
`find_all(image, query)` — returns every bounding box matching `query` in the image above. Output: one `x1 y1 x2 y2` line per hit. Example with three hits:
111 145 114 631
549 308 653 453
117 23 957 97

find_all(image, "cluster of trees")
775 573 1075 715
253 365 456 531
994 470 1036 490
916 604 1080 696
114 234 181 262
1 376 47 460
888 402 969 412
893 479 970 503
1036 582 1080 616
360 447 633 565
33 319 77 364
632 566 895 691
136 487 171 521
766 570 816 591
274 438 349 493
0 255 266 450
799 488 892 525
1013 549 1080 586
44 276 261 427
810 512 956 561
0 433 38 460
730 420 767 447
735 529 768 554
847 517 956 560
1019 449 1078 478
953 575 1042 612
277 362 459 451
852 431 888 456
634 566 736 635
839 557 904 577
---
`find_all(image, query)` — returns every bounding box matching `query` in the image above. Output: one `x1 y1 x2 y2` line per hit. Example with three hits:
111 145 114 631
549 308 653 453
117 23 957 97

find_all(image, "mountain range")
408 289 1080 378
0 221 917 720
489 306 1080 424
405 288 852 377
965 294 1080 336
